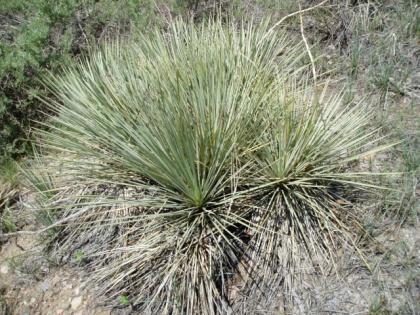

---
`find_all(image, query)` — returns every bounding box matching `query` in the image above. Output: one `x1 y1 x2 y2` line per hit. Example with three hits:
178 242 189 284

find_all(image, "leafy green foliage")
118 294 130 306
0 0 167 160
73 249 84 262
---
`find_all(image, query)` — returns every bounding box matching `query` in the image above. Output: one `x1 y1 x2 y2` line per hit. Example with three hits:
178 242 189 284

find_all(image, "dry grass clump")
0 181 18 236
27 19 391 314
0 160 19 236
0 181 16 213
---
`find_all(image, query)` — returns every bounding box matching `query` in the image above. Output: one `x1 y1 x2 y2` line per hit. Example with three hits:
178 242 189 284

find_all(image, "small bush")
0 0 166 160
29 19 390 313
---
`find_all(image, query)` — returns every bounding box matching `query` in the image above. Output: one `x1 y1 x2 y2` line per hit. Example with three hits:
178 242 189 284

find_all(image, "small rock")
74 287 80 295
30 297 36 304
0 263 9 274
40 265 50 274
71 296 83 310
74 311 84 315
40 281 50 292
56 309 64 315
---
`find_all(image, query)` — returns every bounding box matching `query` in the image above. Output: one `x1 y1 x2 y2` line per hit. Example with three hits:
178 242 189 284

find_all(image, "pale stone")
71 296 83 310
0 263 9 274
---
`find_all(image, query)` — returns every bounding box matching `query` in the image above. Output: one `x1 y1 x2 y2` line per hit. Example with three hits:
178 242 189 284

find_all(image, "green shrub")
0 0 167 160
28 19 391 313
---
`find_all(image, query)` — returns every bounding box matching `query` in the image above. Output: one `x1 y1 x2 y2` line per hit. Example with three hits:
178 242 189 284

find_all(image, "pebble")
40 281 50 292
71 296 83 310
0 263 9 274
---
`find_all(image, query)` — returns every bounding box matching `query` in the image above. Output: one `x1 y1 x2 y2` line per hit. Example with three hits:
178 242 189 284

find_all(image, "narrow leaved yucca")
28 18 392 314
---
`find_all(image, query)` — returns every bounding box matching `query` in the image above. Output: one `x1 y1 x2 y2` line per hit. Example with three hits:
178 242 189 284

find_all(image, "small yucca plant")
29 19 391 314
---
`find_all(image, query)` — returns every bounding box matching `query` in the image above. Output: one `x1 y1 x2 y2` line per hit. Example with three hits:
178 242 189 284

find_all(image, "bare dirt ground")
0 234 121 315
1 210 418 314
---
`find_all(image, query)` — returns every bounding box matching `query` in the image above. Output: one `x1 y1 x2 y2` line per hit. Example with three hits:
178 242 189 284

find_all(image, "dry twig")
299 4 317 84
258 0 330 45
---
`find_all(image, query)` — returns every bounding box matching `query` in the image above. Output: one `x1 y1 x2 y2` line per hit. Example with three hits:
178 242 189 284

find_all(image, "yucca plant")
28 19 391 314
237 85 393 308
